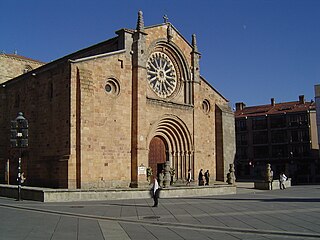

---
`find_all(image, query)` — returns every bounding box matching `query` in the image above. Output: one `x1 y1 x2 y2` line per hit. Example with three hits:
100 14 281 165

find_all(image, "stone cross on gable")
163 15 169 23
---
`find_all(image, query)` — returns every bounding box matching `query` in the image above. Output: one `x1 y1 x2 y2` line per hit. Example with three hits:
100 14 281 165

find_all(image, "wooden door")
148 136 167 178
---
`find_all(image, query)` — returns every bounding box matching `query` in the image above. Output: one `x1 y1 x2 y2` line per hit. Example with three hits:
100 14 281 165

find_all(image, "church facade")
0 12 235 189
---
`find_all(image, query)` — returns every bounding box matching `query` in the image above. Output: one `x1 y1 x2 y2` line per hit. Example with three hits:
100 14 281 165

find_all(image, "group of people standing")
198 169 210 186
186 168 211 186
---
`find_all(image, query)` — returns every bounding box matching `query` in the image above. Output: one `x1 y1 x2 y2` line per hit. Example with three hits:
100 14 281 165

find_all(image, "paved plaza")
0 184 319 240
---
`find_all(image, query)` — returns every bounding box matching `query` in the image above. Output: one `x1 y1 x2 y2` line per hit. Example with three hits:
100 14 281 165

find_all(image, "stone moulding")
146 97 193 110
69 49 126 63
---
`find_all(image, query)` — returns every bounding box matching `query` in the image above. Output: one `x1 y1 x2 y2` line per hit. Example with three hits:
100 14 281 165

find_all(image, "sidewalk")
0 185 319 239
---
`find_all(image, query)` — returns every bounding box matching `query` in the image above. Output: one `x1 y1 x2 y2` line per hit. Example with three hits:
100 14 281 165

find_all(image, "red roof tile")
235 101 315 118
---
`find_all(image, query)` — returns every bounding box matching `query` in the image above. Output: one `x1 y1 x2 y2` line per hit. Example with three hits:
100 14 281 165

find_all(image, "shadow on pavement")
171 197 320 203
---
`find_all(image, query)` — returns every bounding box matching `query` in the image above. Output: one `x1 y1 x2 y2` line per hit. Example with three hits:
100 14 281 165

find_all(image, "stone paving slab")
0 185 320 239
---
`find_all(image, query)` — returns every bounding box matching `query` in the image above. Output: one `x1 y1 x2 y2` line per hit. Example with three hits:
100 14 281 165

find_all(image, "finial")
136 10 144 32
167 24 173 42
163 14 169 23
192 34 198 52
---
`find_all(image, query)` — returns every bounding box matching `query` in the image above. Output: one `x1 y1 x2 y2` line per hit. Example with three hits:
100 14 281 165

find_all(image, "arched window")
23 65 33 73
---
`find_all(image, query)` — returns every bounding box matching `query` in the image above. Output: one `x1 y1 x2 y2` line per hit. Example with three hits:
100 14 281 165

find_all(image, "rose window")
147 52 177 98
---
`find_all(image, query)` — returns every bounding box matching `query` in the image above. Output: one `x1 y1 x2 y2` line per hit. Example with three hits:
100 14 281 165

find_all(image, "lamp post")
10 112 28 201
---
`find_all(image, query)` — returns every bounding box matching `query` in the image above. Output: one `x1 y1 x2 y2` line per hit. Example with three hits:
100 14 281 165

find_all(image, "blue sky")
1 0 320 108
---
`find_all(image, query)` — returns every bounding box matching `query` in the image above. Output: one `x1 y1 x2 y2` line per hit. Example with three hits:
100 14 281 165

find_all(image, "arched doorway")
148 136 167 179
147 115 193 182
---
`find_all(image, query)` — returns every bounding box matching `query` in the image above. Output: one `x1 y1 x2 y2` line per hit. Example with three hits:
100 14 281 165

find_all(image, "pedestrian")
279 172 287 190
152 177 160 207
198 169 204 186
186 169 192 186
204 170 210 185
21 172 26 184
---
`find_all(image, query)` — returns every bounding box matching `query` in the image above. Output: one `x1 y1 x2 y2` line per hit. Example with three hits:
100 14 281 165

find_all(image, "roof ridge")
0 53 46 64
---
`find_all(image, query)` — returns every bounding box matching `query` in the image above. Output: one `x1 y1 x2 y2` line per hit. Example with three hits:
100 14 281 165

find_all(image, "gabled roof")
200 76 229 102
0 53 46 64
235 100 315 118
145 22 193 49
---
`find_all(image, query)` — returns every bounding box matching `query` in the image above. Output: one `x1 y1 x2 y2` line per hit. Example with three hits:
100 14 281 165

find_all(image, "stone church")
0 11 235 189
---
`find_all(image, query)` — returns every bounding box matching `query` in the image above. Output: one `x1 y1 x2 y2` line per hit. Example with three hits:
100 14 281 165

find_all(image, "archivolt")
147 115 194 180
146 40 192 104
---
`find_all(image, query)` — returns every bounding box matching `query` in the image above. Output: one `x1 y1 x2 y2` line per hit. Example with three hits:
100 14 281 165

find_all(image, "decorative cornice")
69 49 126 63
147 97 193 110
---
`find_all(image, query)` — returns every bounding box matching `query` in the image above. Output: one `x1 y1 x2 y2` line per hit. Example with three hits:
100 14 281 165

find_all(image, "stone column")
177 151 181 179
130 11 148 188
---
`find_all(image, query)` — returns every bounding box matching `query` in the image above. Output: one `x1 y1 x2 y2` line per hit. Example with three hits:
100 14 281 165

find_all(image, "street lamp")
10 112 28 201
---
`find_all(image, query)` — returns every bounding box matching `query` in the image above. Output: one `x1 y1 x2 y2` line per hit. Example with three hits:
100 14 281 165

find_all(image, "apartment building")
235 95 319 184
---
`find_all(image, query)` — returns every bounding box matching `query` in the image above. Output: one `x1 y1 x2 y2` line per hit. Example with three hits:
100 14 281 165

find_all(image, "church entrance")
147 116 193 182
148 136 167 179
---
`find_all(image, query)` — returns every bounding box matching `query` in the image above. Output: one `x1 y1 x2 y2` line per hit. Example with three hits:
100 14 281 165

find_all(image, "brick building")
315 85 320 151
0 12 235 189
235 96 319 183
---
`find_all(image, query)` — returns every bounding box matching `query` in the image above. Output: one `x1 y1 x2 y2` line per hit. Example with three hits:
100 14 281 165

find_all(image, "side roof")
1 35 120 86
0 53 46 64
235 100 315 118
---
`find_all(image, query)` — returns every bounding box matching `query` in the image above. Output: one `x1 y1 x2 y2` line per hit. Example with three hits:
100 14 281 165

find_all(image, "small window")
252 116 267 130
202 99 210 114
105 78 120 96
105 84 112 93
23 65 33 73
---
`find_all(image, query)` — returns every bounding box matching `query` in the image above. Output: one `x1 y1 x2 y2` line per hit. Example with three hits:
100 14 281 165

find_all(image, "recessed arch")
146 39 192 103
147 115 193 181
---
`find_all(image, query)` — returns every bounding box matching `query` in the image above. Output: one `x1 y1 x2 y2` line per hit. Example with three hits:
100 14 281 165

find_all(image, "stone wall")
0 54 44 84
70 51 133 188
221 109 236 181
0 62 71 188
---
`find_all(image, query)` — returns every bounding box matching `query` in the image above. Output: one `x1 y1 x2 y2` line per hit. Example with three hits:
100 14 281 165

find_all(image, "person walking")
186 169 192 186
152 177 160 207
204 170 210 185
279 172 287 190
198 169 204 186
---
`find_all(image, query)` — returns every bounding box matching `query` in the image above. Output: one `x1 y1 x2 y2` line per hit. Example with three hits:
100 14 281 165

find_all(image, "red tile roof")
235 100 315 118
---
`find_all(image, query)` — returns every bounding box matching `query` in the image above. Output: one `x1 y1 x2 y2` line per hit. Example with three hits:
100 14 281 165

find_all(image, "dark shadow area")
167 196 320 203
